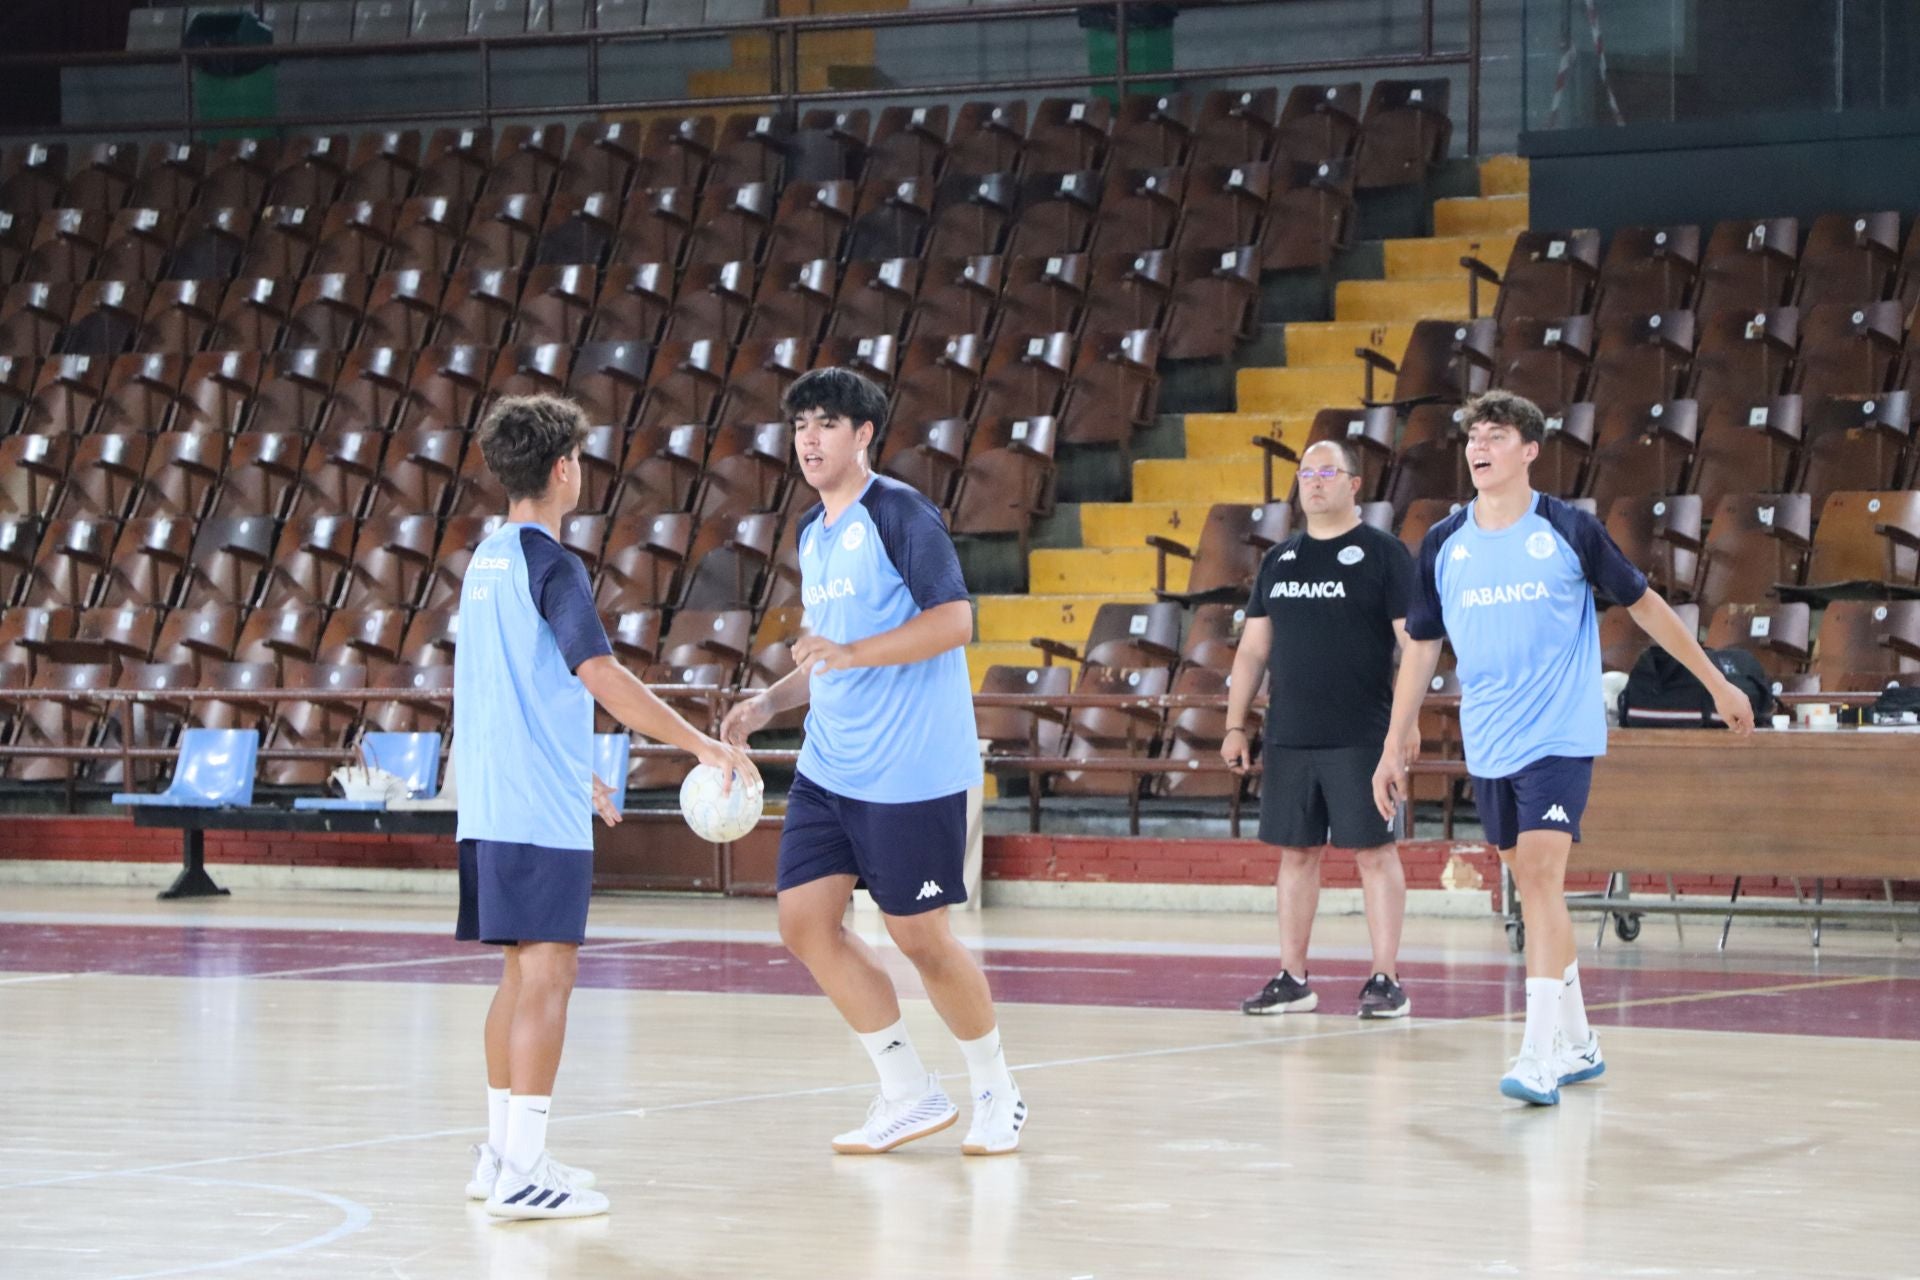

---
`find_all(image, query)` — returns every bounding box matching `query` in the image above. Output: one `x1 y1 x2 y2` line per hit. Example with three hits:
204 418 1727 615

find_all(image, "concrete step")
1333 276 1480 323
1028 546 1187 595
1180 411 1300 460
1234 364 1366 415
1432 194 1530 236
1478 154 1530 197
1282 320 1417 369
1078 501 1211 548
975 593 1152 644
1382 232 1519 281
1132 457 1272 504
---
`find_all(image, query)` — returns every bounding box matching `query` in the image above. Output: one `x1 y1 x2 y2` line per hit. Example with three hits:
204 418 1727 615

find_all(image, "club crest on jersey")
1271 580 1347 599
1526 531 1556 559
841 522 866 551
1338 545 1365 566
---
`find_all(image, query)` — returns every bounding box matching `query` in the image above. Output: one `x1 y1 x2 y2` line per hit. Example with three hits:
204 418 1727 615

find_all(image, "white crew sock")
856 1019 930 1101
486 1085 510 1153
1521 977 1563 1061
1561 961 1593 1045
502 1094 551 1175
957 1026 1015 1100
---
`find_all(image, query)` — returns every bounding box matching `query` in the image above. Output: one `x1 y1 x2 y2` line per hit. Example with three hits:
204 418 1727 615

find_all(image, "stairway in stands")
964 154 1533 686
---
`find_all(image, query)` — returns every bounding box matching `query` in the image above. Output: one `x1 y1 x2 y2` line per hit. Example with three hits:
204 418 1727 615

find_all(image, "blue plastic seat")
112 729 260 808
595 733 631 811
293 732 443 811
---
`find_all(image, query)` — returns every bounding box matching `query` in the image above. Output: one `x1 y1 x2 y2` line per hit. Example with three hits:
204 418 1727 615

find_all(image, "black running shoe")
1356 972 1409 1019
1241 970 1318 1015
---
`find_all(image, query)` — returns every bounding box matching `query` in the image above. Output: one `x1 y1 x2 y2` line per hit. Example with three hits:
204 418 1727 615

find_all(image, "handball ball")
679 764 763 842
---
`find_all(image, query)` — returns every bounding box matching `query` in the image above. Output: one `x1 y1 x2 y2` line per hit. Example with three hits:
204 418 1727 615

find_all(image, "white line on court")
103 1173 373 1280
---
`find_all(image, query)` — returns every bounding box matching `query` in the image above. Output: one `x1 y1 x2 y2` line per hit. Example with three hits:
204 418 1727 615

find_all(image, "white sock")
856 1019 930 1101
957 1026 1015 1100
486 1085 510 1153
502 1094 551 1175
1521 978 1563 1061
1561 961 1592 1045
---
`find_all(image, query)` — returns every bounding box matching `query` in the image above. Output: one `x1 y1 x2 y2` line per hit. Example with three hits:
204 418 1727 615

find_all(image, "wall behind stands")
1524 106 1920 234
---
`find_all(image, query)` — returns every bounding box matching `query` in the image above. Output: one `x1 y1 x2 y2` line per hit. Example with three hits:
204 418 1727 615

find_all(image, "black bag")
1618 646 1773 728
1869 684 1920 725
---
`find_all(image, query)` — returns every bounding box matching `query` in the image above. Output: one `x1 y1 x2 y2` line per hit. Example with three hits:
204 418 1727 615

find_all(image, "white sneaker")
961 1083 1027 1156
1499 1053 1561 1106
1556 1032 1606 1087
832 1074 958 1154
484 1152 610 1220
466 1143 597 1201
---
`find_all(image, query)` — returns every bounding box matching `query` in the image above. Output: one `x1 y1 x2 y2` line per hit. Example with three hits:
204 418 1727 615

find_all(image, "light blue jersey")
1406 492 1648 779
454 523 613 850
795 474 982 803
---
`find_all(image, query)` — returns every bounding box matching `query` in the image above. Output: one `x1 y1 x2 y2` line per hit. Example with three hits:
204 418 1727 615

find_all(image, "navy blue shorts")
1473 756 1593 851
776 772 968 915
455 839 593 946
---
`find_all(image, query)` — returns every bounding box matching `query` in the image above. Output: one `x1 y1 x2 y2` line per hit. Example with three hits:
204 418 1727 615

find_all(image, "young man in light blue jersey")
1371 391 1754 1106
721 368 1026 1157
455 395 758 1218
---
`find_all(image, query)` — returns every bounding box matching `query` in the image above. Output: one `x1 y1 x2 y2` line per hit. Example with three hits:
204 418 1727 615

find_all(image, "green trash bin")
1079 4 1178 103
185 9 279 141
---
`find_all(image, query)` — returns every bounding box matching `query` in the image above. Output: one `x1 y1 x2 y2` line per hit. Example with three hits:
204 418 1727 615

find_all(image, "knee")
779 909 841 961
1280 848 1323 874
886 919 955 970
1354 846 1400 877
517 949 578 995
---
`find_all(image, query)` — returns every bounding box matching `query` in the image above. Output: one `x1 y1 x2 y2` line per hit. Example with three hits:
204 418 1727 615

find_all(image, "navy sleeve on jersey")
521 528 613 673
1404 522 1451 641
1380 532 1415 621
1545 500 1650 607
867 483 971 611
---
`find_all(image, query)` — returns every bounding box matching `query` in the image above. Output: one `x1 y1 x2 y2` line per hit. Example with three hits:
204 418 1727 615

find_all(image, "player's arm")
1624 588 1756 733
720 661 810 746
794 599 972 674
578 656 760 789
1372 636 1444 819
1220 615 1270 774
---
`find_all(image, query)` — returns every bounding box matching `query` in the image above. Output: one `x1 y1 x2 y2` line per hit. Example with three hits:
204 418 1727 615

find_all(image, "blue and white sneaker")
1499 1053 1561 1106
832 1074 958 1154
1556 1032 1606 1087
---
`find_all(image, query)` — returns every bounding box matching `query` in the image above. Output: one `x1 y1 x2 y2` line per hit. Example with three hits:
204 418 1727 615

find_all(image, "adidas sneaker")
466 1143 596 1201
832 1074 958 1154
484 1152 610 1220
961 1083 1027 1156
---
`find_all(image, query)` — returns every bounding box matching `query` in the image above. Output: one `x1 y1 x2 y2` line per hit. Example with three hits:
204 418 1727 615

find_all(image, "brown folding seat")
188 660 277 734
132 278 218 353
166 205 255 282
684 182 773 267
1163 247 1259 362
1791 301 1902 401
717 337 811 427
557 121 642 199
1463 229 1602 324
1146 501 1292 606
1108 93 1193 172
909 254 1001 341
309 199 398 277
420 514 506 608
315 606 409 665
1694 493 1812 618
948 415 1057 541
634 115 714 194
1176 601 1250 673
636 338 727 429
362 661 455 735
1396 496 1464 557
253 348 340 435
417 126 494 205
925 171 1017 260
387 195 470 275
997 253 1087 340
845 176 932 262
975 329 1074 426
0 281 73 357
1383 405 1474 519
1794 212 1899 309
610 186 695 267
827 258 915 340
1797 394 1911 509
1091 165 1187 257
1596 225 1699 320
489 123 566 198
330 345 415 432
20 209 107 283
59 141 139 212
1811 600 1920 687
551 512 608 579
976 664 1071 798
708 113 789 190
1084 249 1173 338
815 332 898 394
129 140 207 212
595 512 695 611
1051 665 1168 800
1059 328 1161 451
0 603 72 673
946 101 1027 178
612 422 705 516
1790 490 1920 600
257 512 356 608
0 432 67 520
486 343 572 405
1686 308 1798 405
177 514 277 608
462 191 545 271
395 607 460 668
20 517 112 607
0 142 71 223
93 353 184 434
235 203 320 280
738 628 804 730
1023 97 1107 174
1586 309 1694 404
657 607 752 676
1258 158 1355 272
0 354 37 435
1152 666 1243 801
1190 88 1279 169
339 129 420 205
1494 315 1593 413
136 431 227 520
892 331 986 427
0 207 30 284
1359 318 1495 409
764 180 854 267
382 345 485 435
8 661 113 783
566 339 651 426
263 134 348 208
1693 217 1800 317
1583 399 1695 507
279 272 369 351
363 427 463 519
155 604 244 670
1604 494 1701 600
664 259 756 346
1599 600 1698 673
286 428 383 520
354 269 444 351
746 258 838 343
863 105 948 184
515 264 598 347
604 606 664 667
1003 171 1101 260
95 207 180 282
877 417 967 507
60 278 150 355
1353 80 1450 190
94 515 195 608
532 190 619 266
435 268 521 348
95 660 200 788
204 276 289 352
21 353 110 437
586 263 673 347
789 108 870 184
678 512 780 610
262 661 368 786
1704 601 1812 679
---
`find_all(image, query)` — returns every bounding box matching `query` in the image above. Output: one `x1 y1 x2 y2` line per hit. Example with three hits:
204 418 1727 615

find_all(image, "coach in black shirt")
1222 439 1416 1019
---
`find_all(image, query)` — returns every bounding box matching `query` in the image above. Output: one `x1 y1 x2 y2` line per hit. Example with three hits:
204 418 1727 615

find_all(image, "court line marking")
1463 973 1897 1021
246 938 676 981
0 972 74 985
104 1173 373 1280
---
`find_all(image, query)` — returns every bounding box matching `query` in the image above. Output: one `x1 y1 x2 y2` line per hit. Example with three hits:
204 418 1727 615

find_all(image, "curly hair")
476 395 590 502
781 367 890 439
1461 390 1547 444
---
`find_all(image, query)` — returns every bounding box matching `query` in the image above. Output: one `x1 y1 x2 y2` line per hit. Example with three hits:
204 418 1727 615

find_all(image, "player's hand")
591 774 623 827
1370 731 1418 821
1219 728 1254 775
720 693 772 748
792 634 857 676
1711 677 1756 735
694 736 761 797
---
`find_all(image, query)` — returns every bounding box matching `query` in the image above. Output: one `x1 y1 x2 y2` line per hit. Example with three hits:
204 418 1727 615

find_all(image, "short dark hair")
1462 390 1547 444
782 367 889 440
1300 438 1361 475
477 394 590 501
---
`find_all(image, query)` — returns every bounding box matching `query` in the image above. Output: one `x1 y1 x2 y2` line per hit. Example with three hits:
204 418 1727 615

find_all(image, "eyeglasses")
1299 466 1353 480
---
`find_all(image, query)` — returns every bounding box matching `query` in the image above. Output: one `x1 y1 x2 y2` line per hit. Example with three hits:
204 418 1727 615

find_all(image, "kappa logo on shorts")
916 879 943 900
1542 804 1571 824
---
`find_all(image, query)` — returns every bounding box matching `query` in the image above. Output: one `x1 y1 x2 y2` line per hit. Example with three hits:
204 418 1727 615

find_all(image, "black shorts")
455 839 593 946
1258 744 1395 850
1472 755 1593 850
776 772 968 916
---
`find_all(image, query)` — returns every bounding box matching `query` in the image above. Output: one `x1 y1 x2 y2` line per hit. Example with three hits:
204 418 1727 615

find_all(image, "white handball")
678 764 763 842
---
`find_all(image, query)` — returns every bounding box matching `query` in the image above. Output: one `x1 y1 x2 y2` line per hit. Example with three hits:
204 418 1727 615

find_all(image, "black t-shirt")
1245 523 1415 749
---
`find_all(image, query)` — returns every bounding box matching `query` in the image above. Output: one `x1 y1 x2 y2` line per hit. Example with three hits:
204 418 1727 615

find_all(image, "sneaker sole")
1499 1078 1561 1106
1242 994 1319 1015
832 1106 958 1154
469 1170 597 1201
1357 1000 1410 1019
1558 1061 1606 1087
961 1120 1026 1157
